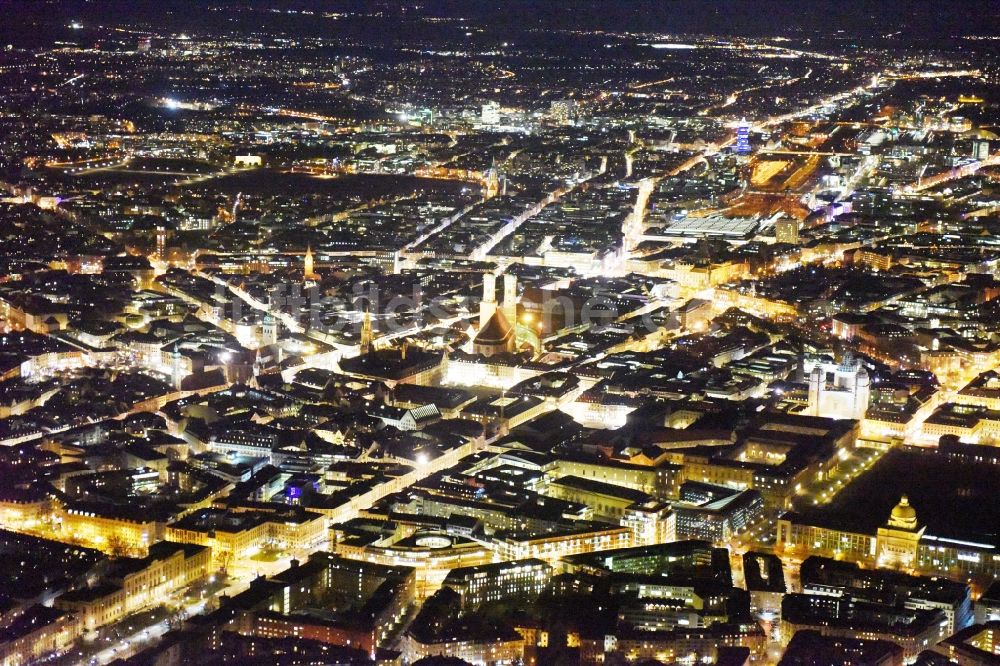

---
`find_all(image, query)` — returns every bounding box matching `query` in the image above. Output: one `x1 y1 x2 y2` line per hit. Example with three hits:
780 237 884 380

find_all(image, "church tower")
262 314 278 346
304 245 316 281
853 366 871 420
808 365 824 417
171 343 183 391
484 158 500 199
502 273 517 331
252 348 267 380
360 305 373 355
480 273 497 330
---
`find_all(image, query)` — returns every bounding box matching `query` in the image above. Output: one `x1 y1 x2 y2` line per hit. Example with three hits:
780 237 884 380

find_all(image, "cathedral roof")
474 309 514 345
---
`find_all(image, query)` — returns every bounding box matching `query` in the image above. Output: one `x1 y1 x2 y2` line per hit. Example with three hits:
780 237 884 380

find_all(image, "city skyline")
0 2 997 665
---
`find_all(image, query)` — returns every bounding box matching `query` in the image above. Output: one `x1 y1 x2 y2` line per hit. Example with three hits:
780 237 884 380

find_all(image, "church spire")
304 244 316 281
360 303 373 355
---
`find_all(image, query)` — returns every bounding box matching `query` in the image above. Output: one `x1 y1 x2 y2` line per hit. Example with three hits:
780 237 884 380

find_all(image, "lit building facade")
778 497 1000 580
442 558 552 610
808 356 871 420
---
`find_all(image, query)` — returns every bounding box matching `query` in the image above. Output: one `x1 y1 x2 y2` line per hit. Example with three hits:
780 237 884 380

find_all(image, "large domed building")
877 495 924 569
888 495 918 530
